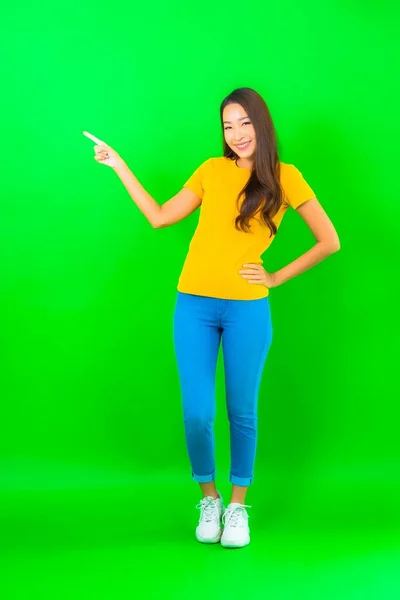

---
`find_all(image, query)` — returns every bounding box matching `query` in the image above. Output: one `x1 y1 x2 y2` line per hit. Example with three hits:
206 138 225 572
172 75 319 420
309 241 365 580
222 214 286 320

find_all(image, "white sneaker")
195 491 225 544
221 502 251 548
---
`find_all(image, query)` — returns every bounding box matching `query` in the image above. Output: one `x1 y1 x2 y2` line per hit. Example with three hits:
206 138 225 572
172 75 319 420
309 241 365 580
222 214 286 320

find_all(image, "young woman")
83 87 340 549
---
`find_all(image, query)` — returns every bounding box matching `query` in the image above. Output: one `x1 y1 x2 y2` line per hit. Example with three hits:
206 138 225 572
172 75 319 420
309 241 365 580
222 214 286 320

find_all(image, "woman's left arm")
270 197 341 288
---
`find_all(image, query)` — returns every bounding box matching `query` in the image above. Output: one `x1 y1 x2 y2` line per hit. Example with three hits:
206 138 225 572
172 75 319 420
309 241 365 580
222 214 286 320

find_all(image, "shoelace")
222 504 252 528
196 497 220 523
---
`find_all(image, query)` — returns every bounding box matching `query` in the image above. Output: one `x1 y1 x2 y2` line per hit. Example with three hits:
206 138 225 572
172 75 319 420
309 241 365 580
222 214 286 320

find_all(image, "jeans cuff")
192 470 216 483
230 474 253 486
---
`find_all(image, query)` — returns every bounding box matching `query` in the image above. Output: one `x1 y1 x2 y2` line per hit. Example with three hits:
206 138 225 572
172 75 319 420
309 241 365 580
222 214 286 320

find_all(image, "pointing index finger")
83 131 105 145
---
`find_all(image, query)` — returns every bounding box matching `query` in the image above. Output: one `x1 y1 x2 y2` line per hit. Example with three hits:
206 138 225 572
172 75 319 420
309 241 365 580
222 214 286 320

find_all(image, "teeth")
237 142 250 148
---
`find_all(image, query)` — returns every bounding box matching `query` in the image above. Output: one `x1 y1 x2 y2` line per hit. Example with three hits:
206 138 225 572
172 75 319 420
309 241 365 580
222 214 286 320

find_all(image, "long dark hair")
220 87 284 237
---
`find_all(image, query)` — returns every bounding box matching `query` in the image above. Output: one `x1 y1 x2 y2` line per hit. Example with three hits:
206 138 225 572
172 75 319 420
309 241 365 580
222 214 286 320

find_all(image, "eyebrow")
223 116 250 124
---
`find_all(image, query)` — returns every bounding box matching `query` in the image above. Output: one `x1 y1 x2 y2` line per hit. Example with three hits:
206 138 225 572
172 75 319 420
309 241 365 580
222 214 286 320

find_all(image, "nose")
231 129 246 143
233 133 245 143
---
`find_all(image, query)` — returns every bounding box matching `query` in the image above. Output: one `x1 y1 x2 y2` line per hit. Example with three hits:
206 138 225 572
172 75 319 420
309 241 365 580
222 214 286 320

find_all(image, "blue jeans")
173 291 273 486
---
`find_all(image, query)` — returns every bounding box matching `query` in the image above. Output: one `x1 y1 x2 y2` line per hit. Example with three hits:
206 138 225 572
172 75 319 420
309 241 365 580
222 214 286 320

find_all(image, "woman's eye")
224 122 251 130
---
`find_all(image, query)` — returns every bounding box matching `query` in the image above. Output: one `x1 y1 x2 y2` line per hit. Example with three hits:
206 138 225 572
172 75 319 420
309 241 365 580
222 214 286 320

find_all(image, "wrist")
113 158 127 173
271 272 281 288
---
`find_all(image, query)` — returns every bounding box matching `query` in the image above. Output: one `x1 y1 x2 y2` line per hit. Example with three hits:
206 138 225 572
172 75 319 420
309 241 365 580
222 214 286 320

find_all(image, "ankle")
205 492 219 500
199 483 219 500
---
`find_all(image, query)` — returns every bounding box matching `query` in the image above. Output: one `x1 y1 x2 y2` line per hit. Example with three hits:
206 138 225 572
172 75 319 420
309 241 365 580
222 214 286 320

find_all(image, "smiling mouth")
236 141 251 149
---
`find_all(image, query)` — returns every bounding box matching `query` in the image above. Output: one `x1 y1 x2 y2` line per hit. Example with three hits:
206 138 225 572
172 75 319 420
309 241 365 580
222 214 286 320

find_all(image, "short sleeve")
284 165 316 209
183 158 212 200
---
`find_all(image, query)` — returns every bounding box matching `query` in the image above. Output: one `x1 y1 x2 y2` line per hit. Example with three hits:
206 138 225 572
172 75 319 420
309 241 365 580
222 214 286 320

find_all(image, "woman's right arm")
83 131 201 228
114 161 202 229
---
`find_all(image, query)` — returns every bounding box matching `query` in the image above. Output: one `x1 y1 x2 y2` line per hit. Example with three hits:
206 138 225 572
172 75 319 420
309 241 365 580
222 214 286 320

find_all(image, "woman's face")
222 103 256 159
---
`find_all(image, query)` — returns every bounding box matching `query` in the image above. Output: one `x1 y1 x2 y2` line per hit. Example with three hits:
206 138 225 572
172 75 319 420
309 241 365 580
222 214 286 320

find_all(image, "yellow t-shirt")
177 156 316 300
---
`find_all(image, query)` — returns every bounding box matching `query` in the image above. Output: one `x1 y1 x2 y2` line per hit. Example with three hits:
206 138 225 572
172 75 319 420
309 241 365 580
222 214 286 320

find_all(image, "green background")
1 0 399 598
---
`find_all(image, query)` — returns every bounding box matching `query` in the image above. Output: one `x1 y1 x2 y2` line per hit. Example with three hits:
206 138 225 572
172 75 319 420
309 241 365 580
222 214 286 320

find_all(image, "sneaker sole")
220 536 250 548
196 529 223 544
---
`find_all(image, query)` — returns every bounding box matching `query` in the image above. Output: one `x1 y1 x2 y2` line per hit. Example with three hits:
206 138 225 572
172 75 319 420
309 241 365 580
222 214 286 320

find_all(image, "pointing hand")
82 131 124 169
